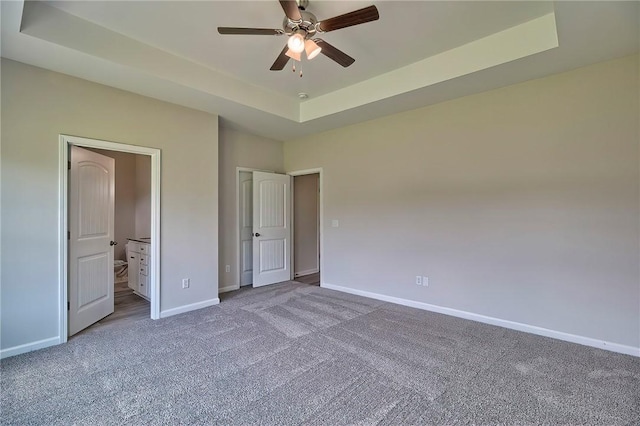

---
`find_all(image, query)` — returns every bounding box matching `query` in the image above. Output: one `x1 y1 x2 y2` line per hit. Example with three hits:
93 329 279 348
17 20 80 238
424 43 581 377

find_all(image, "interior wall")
294 174 319 276
89 148 137 260
135 154 151 237
284 54 640 349
1 59 219 353
218 125 284 291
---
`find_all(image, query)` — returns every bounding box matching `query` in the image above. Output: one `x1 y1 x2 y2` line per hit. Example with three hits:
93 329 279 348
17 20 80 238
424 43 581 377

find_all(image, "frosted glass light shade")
287 32 305 53
304 39 322 60
285 49 301 61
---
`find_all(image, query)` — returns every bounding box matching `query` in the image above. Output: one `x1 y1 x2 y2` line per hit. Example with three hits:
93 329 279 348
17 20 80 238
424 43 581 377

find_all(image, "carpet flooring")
2 281 639 425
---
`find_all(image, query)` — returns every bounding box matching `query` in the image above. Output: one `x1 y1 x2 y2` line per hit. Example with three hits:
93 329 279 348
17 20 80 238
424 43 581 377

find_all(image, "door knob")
110 241 117 246
253 233 261 237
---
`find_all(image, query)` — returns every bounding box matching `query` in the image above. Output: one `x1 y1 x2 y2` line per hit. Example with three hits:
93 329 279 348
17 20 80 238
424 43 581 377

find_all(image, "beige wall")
294 174 319 276
284 55 640 348
1 59 219 352
89 149 138 260
218 126 284 291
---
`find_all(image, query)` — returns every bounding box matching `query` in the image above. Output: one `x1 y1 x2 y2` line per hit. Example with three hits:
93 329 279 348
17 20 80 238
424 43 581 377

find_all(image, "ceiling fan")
217 0 379 71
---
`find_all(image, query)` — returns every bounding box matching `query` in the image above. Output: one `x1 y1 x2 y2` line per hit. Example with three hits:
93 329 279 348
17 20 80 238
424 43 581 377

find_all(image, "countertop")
127 237 151 244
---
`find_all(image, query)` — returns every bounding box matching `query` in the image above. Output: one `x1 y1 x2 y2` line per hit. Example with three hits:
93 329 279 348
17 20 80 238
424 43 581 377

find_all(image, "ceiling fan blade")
218 27 282 35
270 45 291 71
318 5 379 33
279 0 302 22
314 39 355 67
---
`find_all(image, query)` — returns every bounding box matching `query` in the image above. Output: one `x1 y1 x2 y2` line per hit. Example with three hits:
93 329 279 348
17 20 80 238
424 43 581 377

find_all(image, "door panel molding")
252 171 291 287
59 135 161 344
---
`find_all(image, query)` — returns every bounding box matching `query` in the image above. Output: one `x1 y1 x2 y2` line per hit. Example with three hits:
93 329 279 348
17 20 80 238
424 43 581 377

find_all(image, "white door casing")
252 171 291 287
239 171 253 286
68 146 115 336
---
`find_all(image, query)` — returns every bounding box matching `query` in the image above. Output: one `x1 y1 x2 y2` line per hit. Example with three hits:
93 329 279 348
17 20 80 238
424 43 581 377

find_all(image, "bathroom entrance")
60 135 161 339
84 147 152 330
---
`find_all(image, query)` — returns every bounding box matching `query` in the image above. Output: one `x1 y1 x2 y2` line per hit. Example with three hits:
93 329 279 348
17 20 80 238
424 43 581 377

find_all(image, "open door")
252 171 291 287
68 146 115 336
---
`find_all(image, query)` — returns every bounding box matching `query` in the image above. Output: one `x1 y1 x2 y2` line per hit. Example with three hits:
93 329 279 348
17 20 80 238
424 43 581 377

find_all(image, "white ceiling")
1 1 638 141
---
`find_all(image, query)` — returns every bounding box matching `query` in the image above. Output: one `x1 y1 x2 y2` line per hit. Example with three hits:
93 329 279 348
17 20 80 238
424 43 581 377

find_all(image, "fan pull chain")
291 61 303 78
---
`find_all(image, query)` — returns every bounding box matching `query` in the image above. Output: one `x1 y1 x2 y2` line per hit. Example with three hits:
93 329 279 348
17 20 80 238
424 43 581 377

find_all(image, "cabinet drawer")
138 273 149 297
140 265 149 276
139 244 149 254
127 241 140 254
140 254 149 266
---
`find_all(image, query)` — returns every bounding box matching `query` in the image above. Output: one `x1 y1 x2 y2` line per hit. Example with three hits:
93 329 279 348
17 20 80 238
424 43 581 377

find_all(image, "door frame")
230 167 324 291
288 168 323 286
58 135 161 344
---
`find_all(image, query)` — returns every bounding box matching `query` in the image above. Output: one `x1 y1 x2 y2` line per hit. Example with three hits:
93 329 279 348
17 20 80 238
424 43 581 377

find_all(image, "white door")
69 146 115 336
252 171 291 287
239 171 253 286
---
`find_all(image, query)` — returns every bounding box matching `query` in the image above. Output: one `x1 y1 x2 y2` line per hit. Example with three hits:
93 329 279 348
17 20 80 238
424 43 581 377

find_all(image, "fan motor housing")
283 10 318 36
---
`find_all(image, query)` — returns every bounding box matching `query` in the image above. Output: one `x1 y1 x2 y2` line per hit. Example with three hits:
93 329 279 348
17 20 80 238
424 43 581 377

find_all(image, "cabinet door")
128 252 140 292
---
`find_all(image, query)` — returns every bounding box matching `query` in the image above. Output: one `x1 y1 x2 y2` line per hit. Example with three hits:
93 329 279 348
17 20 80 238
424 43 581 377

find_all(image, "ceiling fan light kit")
285 49 301 62
217 0 379 72
287 30 306 53
304 39 322 60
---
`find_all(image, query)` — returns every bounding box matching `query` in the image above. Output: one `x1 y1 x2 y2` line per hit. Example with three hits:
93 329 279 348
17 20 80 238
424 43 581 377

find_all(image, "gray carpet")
2 281 639 425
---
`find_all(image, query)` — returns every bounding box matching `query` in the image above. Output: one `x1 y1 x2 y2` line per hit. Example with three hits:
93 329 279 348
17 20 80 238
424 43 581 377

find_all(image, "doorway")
234 167 323 290
84 147 152 329
293 173 320 285
58 135 161 343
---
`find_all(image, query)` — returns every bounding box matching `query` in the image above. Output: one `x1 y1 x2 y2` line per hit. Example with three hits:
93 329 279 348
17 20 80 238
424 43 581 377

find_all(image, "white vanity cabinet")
139 253 149 298
127 239 151 300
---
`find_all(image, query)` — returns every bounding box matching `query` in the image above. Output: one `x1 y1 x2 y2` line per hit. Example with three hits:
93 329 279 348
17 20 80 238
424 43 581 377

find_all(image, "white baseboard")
160 298 220 319
321 282 640 358
0 336 61 359
219 285 239 294
295 268 319 277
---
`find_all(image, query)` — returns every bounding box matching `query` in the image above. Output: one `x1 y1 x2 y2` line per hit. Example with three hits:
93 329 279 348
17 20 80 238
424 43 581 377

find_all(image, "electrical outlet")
182 278 190 289
415 276 422 286
423 276 429 287
225 265 230 273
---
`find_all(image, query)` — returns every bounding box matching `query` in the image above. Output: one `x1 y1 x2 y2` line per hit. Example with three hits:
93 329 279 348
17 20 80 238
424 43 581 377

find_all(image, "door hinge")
68 231 71 240
67 301 70 310
68 161 71 170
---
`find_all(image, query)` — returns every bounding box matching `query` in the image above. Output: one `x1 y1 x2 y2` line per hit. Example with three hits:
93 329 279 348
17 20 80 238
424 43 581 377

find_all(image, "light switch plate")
331 220 339 228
